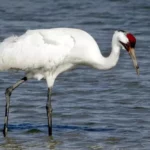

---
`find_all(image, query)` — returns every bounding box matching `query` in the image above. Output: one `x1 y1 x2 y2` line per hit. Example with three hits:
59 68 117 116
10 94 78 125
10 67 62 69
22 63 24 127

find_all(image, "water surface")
0 0 150 149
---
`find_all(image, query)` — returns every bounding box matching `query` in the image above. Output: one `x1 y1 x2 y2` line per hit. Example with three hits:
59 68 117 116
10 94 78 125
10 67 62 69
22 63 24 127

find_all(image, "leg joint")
22 77 28 81
46 105 53 112
5 87 13 96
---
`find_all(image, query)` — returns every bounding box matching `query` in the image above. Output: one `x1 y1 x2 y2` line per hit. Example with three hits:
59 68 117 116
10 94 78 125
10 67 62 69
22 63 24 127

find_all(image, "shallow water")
0 0 150 149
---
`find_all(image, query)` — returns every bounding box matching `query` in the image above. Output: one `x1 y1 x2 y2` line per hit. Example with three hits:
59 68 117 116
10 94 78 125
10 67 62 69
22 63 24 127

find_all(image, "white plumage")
0 28 103 87
1 28 139 136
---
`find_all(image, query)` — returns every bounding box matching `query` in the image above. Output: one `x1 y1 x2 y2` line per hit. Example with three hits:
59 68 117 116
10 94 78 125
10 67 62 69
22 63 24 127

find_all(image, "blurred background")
0 0 150 149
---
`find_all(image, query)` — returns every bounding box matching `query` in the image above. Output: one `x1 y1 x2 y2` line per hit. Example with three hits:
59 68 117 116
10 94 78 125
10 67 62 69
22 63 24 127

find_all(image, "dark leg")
46 88 53 136
3 77 27 137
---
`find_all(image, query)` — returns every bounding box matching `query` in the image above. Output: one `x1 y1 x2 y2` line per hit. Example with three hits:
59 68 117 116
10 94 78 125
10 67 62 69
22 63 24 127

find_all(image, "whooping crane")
1 28 139 136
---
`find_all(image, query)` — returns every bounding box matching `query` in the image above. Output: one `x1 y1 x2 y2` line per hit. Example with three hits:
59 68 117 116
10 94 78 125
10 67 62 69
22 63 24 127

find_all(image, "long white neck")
102 45 120 70
93 33 121 70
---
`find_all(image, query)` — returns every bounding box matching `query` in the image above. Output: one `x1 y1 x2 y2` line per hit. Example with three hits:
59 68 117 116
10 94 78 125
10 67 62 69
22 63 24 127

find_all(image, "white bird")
1 28 139 136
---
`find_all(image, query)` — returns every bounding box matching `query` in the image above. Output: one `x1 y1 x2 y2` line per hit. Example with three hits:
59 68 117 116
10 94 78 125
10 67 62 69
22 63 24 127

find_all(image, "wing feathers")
0 30 76 71
38 31 75 50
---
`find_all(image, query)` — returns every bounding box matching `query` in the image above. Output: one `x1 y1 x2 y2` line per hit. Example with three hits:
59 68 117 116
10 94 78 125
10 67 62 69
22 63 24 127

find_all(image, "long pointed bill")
129 48 139 75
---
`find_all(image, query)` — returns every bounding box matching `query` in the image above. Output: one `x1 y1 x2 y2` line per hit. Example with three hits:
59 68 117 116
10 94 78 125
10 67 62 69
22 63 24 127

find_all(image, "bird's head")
115 30 139 75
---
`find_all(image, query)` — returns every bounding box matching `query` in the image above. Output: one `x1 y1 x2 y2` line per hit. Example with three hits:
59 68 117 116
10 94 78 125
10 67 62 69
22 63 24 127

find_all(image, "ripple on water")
0 0 150 150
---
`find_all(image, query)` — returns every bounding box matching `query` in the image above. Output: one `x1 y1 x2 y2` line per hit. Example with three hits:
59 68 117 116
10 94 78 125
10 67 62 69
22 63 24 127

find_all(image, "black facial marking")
119 41 130 51
130 42 135 48
118 30 126 33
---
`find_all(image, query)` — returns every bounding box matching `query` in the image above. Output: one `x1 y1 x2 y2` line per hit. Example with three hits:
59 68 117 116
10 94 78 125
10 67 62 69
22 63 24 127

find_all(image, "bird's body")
1 28 139 137
0 28 104 87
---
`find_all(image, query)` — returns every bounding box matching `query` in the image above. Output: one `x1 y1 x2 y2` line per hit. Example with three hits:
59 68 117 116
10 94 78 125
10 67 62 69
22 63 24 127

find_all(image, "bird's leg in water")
3 77 28 137
46 88 53 136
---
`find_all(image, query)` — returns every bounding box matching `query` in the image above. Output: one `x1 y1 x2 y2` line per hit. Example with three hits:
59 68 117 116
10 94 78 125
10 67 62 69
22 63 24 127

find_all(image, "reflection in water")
0 137 22 150
0 123 115 149
0 136 61 150
47 137 62 150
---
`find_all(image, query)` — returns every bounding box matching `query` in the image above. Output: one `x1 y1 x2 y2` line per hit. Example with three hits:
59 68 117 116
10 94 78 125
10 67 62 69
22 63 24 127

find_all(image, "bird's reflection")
0 134 60 150
0 137 23 150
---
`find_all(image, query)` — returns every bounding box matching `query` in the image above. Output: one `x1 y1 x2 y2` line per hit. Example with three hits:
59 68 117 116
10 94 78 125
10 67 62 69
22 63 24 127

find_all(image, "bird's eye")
124 43 130 51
